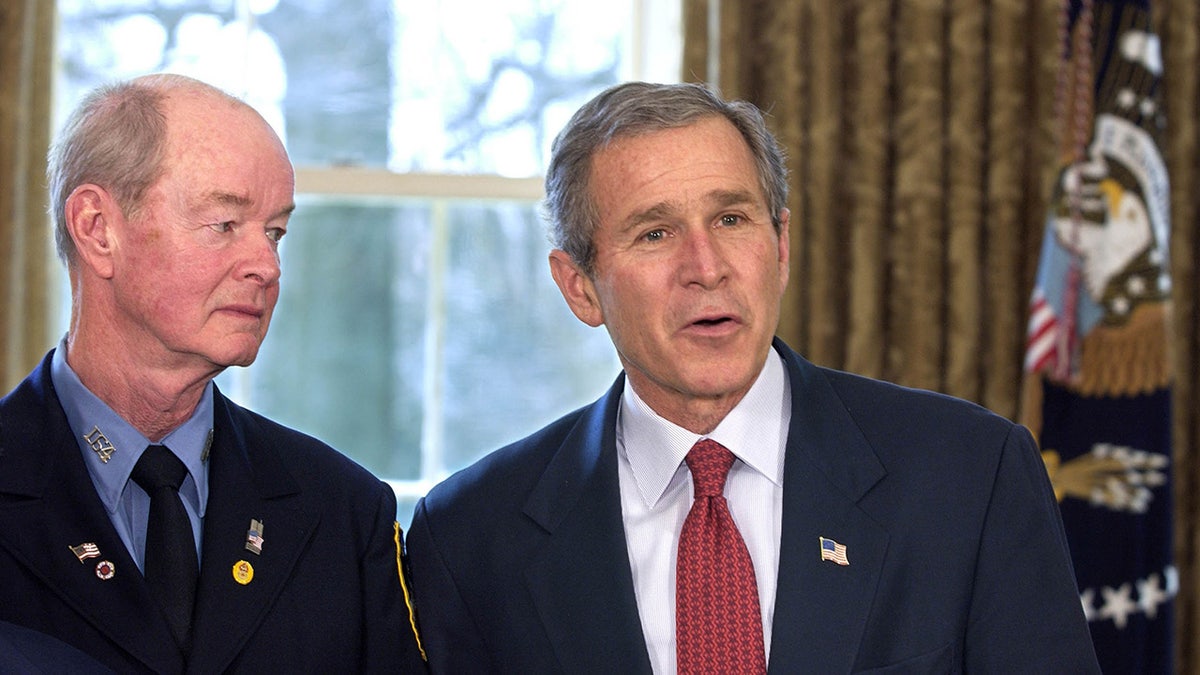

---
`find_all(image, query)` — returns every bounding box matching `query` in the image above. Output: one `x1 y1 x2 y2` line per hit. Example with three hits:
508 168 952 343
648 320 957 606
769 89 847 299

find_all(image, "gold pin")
232 560 254 585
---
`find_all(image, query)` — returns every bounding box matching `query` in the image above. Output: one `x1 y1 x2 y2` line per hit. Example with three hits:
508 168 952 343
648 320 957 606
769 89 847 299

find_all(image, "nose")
240 227 282 286
679 226 728 288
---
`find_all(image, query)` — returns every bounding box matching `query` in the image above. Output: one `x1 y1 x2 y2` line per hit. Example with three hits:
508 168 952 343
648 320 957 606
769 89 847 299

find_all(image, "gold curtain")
0 0 54 392
684 0 1198 671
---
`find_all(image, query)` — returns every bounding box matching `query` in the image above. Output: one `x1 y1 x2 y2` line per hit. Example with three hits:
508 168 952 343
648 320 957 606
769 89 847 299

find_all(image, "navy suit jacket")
0 351 426 673
0 619 114 674
407 340 1099 673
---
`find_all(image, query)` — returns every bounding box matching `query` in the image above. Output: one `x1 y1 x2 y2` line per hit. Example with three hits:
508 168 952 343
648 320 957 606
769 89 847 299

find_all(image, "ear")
548 249 604 328
776 208 791 292
64 184 119 279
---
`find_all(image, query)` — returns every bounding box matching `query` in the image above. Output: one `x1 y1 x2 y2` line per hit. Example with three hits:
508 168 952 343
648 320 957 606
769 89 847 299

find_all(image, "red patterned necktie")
676 439 767 674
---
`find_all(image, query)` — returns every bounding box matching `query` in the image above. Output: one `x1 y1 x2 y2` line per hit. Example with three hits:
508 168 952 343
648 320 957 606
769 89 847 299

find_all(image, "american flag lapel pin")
819 536 850 566
69 542 101 563
245 519 264 555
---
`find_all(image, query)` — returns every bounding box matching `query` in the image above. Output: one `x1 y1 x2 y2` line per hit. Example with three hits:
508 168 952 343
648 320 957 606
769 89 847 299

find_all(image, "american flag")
819 537 849 566
1024 287 1061 375
70 542 100 562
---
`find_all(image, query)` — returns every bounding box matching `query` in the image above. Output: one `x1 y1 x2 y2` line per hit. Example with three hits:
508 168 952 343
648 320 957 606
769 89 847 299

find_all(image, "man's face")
108 92 295 375
551 116 790 429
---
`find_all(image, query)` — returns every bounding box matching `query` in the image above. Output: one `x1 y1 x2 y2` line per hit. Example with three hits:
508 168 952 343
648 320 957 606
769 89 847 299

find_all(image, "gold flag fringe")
1020 302 1171 441
1076 302 1173 396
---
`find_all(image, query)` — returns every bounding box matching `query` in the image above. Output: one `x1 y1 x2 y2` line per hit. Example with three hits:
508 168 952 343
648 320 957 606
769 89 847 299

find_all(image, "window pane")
220 200 428 480
391 2 633 175
56 0 680 174
437 202 620 469
217 198 620 482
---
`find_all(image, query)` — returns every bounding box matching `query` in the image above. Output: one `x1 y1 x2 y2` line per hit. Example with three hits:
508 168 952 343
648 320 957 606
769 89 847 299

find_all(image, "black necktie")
131 444 198 652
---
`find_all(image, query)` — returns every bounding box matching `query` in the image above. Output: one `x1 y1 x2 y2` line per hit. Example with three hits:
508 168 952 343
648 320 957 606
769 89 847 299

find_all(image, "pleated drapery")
683 1 1199 671
0 0 54 392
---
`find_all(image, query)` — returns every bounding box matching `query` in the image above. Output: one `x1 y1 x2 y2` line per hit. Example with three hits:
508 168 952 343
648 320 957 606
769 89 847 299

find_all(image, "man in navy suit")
0 74 425 673
406 81 1100 673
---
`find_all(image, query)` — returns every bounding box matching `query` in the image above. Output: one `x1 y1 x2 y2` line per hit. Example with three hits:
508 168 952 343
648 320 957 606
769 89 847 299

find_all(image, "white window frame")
289 169 547 501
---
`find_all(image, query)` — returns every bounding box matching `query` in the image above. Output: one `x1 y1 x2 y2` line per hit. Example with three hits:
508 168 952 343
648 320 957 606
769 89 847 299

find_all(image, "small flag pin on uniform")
70 542 101 563
819 536 850 566
245 519 264 555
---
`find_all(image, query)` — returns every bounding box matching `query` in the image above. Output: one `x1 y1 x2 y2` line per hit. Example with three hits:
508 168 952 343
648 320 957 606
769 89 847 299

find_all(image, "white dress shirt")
617 347 791 674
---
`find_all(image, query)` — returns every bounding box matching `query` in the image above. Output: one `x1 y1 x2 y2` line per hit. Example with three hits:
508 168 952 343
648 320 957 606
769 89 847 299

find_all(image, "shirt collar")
51 339 213 517
618 346 790 508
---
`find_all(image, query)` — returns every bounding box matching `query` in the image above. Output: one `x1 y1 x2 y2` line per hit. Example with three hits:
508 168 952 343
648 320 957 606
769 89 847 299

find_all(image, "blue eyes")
209 222 286 244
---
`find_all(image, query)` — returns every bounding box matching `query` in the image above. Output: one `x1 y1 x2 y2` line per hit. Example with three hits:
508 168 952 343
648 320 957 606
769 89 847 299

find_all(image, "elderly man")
0 74 424 673
406 81 1099 673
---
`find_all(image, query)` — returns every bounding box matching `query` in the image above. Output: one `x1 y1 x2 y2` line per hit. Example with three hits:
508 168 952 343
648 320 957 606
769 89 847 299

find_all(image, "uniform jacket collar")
0 352 318 674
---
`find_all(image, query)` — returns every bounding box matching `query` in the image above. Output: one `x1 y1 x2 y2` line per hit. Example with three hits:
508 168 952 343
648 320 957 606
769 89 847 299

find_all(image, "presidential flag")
1021 1 1174 672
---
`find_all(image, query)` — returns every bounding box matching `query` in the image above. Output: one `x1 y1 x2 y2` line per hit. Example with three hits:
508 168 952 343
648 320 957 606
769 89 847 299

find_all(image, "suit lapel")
186 393 317 674
767 343 889 674
522 376 653 674
517 348 891 674
0 356 182 673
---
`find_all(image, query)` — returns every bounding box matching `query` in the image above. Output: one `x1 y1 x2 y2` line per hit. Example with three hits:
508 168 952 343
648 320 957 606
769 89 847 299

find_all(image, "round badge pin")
95 560 116 580
232 560 254 585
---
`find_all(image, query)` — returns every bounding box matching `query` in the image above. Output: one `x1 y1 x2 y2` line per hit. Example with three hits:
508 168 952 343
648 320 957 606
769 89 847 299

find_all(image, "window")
54 0 681 525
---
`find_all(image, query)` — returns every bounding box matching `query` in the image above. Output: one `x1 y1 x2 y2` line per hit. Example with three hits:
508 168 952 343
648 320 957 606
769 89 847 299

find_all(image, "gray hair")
48 74 240 266
543 81 789 275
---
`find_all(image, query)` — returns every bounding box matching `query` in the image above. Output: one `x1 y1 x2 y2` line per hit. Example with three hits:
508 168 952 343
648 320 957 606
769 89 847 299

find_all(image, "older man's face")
108 91 295 376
